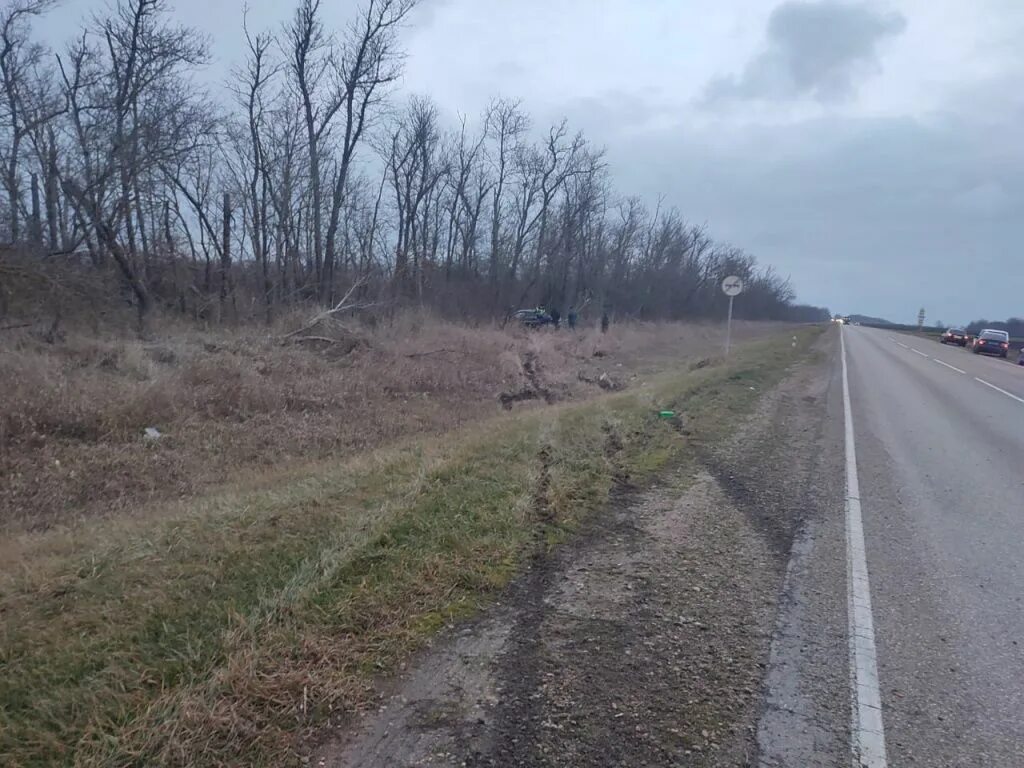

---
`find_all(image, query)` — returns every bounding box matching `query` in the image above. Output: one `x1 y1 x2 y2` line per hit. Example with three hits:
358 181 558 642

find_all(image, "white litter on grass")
143 427 162 440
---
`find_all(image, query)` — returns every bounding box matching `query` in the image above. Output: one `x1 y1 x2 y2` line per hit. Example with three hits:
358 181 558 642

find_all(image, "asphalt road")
759 325 1024 767
844 326 1024 765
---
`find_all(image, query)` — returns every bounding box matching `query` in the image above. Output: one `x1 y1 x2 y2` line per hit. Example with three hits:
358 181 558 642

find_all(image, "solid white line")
974 377 1024 404
910 348 929 358
933 359 966 374
840 328 889 767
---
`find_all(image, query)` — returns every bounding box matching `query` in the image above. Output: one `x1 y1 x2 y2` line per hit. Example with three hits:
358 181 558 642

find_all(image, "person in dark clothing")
567 306 577 330
549 307 561 328
600 310 610 334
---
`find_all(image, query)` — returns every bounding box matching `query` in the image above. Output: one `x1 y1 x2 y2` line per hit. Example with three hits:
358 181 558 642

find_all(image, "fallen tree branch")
282 277 376 339
404 348 458 358
291 335 339 344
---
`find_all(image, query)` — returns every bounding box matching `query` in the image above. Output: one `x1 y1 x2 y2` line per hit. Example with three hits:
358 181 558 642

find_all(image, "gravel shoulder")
311 332 842 768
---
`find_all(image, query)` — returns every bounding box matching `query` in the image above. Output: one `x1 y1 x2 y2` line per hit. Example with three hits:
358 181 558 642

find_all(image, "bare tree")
0 0 64 243
57 0 208 328
442 113 488 279
1 0 811 331
322 0 416 303
484 98 527 286
286 0 414 304
286 0 333 291
230 17 279 322
385 96 448 298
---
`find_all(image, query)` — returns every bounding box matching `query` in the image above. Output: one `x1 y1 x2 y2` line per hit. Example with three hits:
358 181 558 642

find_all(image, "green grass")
0 327 824 767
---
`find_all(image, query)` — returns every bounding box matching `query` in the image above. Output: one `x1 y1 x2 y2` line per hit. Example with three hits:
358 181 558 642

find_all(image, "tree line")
965 318 1024 338
0 0 828 329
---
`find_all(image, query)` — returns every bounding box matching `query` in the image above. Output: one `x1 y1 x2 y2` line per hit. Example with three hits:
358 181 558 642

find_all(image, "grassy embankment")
0 326 824 767
1 316 781 529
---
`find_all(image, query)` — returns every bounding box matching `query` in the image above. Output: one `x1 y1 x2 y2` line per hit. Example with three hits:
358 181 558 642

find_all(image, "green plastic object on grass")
658 410 675 419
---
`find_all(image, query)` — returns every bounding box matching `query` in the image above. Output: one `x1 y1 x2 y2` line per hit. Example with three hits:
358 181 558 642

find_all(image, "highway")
843 326 1024 765
759 325 1024 767
852 327 1020 766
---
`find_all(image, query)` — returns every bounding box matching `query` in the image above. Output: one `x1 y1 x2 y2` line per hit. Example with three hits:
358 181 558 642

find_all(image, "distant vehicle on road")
940 328 968 346
971 329 1010 358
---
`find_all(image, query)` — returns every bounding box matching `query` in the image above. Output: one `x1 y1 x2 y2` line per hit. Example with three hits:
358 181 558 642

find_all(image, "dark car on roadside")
513 308 553 328
940 328 968 346
971 329 1010 358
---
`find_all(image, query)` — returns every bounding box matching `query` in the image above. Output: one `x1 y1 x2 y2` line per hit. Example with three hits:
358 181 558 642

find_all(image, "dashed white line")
840 328 889 767
933 359 966 374
910 348 929 358
895 341 909 349
974 377 1024 404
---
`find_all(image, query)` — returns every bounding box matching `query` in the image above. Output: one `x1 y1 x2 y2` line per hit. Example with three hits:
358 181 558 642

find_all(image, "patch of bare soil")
310 333 837 767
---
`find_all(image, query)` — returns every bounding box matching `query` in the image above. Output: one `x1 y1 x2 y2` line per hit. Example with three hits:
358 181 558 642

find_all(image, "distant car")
971 329 1010 358
940 328 968 346
513 308 553 328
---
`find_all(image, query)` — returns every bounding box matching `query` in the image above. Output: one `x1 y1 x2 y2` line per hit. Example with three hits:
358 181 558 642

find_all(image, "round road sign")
722 275 744 297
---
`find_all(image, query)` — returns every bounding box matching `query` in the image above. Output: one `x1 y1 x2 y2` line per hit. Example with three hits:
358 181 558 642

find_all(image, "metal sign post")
722 275 744 356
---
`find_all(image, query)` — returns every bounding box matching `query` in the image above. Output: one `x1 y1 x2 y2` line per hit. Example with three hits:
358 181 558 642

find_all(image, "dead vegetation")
0 313 784 529
0 326 821 768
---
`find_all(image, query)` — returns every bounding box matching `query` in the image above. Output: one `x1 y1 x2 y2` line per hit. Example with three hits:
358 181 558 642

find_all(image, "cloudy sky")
46 0 1024 324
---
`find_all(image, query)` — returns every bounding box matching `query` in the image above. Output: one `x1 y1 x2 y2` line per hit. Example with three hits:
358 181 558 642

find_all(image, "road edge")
841 327 889 767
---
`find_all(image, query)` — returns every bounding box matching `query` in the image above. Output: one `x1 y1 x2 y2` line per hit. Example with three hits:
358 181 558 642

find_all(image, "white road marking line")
910 348 929 358
840 328 889 767
974 377 1024 404
933 359 966 374
895 341 909 349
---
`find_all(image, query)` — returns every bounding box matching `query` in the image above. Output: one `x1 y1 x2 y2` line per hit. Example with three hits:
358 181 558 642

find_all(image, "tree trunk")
64 177 151 332
219 191 231 322
29 173 42 247
165 200 187 315
5 141 21 242
45 140 60 249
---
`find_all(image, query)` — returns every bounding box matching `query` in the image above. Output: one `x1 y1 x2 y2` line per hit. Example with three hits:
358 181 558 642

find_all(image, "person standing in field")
601 309 610 334
567 306 577 330
550 307 561 328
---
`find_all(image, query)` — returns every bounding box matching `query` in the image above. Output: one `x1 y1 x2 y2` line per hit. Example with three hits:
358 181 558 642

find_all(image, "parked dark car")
971 329 1010 358
940 328 968 346
513 308 553 328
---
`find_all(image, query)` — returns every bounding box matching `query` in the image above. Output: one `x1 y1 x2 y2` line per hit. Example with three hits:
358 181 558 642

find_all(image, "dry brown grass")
0 310 786 530
0 326 823 767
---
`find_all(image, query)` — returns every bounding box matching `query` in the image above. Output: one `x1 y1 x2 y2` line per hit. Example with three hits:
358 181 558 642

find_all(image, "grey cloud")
705 1 907 103
552 83 1024 324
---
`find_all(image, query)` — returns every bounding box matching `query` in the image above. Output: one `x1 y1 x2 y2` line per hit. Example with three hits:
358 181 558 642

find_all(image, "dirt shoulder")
312 330 839 767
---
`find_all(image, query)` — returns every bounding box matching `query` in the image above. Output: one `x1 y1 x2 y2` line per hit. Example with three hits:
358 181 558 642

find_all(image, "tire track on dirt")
313 337 839 767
